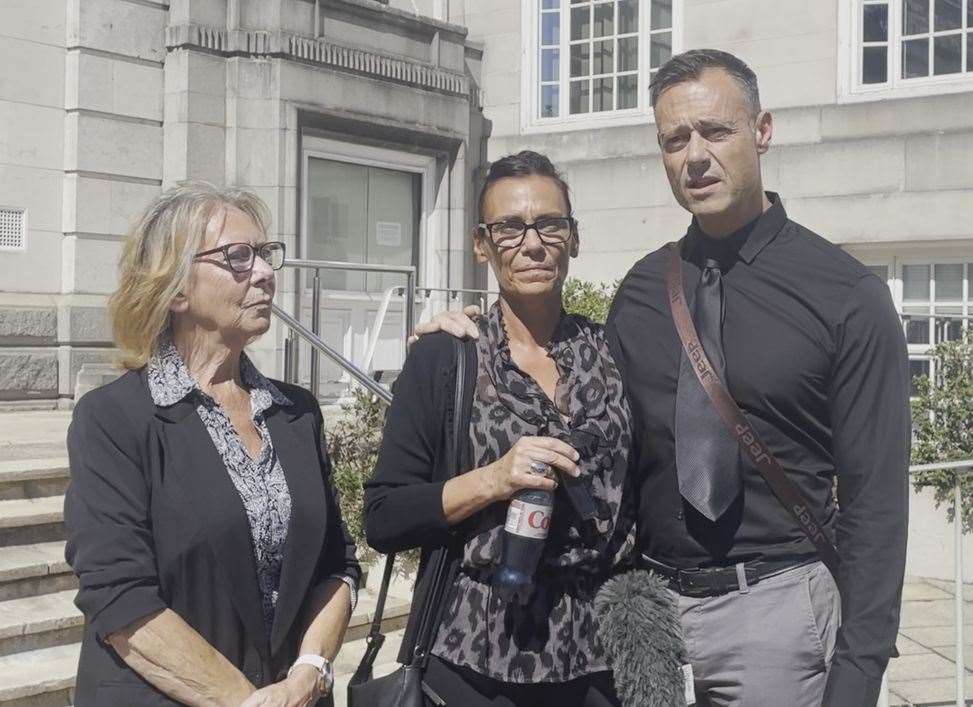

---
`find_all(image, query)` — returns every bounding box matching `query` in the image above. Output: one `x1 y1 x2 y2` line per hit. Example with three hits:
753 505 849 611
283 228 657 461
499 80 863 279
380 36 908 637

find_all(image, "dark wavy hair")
476 150 574 223
649 48 761 118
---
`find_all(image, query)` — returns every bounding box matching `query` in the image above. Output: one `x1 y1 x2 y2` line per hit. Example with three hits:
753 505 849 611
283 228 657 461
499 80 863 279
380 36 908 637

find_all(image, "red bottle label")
504 499 551 539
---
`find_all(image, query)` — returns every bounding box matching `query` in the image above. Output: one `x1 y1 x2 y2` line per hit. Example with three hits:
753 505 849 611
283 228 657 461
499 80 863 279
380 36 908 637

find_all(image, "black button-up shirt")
606 193 911 703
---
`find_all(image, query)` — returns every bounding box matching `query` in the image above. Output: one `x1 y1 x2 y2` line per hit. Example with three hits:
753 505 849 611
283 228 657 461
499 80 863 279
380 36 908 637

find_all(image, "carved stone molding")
164 23 470 99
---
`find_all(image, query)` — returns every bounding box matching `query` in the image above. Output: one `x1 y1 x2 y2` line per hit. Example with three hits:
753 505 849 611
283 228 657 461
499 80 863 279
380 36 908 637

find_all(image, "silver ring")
529 460 552 476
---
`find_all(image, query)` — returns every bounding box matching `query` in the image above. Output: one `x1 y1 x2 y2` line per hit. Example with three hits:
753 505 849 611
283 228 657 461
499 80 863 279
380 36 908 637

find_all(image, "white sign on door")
376 222 402 247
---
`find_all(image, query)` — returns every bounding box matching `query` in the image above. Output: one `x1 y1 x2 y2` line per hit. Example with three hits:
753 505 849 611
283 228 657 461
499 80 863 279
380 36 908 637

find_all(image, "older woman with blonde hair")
64 182 359 706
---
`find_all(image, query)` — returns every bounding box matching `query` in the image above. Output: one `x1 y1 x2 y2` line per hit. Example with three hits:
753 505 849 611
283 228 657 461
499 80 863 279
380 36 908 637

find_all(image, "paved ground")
3 410 972 705
889 576 973 706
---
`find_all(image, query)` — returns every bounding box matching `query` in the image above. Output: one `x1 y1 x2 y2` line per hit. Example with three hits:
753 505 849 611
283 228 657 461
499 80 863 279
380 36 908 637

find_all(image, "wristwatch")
288 654 334 696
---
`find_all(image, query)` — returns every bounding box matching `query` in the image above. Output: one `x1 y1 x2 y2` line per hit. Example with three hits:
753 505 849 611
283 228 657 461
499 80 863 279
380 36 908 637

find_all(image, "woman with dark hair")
364 151 636 706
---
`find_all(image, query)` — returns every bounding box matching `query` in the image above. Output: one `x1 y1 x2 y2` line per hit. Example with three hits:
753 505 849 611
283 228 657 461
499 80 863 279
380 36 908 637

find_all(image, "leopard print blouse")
430 302 637 683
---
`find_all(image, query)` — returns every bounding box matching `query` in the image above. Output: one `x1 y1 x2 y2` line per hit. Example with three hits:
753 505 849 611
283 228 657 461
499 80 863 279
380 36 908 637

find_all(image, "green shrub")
562 278 618 324
910 339 973 531
326 388 385 565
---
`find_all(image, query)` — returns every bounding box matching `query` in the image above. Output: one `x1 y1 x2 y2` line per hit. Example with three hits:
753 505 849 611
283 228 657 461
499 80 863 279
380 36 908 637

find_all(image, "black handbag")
347 338 470 707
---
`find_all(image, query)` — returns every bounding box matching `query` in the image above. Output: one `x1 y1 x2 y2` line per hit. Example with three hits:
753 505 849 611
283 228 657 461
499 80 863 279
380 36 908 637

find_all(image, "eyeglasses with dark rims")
194 241 286 273
478 217 575 249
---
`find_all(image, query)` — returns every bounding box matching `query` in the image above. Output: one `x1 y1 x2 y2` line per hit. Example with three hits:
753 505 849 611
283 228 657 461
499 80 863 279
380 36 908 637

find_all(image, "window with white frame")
531 0 677 128
864 257 972 396
851 0 973 93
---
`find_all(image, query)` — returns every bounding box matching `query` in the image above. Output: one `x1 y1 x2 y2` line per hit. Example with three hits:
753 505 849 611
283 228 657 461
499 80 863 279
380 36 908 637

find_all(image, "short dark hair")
477 150 574 223
649 49 761 117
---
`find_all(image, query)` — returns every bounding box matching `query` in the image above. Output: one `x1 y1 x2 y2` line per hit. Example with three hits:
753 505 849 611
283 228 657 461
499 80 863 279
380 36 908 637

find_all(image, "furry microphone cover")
595 570 687 706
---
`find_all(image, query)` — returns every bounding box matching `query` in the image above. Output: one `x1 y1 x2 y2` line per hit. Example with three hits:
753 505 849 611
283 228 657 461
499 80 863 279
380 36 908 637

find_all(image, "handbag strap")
351 337 471 685
411 336 469 667
665 242 840 579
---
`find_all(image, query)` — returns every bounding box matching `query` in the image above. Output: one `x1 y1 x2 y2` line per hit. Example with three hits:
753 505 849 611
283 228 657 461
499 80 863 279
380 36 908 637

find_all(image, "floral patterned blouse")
147 338 357 636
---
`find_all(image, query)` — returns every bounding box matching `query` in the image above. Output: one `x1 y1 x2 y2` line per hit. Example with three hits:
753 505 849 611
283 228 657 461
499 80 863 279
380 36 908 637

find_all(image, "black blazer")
64 367 360 707
363 333 475 664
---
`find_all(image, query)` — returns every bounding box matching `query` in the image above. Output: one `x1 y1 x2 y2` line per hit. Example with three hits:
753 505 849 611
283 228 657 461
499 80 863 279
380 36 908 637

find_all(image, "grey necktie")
674 257 742 521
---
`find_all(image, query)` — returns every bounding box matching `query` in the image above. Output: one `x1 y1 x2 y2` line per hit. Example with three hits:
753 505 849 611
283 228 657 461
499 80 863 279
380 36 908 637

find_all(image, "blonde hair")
110 182 270 370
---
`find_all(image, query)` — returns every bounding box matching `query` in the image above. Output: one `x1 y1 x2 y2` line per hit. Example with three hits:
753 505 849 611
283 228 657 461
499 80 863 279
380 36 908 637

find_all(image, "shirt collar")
147 336 292 414
686 191 787 266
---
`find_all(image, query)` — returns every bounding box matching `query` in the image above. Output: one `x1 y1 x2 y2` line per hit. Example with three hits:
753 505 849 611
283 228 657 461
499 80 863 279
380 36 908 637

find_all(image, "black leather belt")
640 554 816 598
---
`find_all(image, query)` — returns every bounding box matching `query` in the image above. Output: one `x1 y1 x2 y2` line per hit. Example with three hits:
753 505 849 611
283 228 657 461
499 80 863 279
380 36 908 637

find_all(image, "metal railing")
279 259 415 397
272 302 392 406
361 285 499 374
905 459 973 707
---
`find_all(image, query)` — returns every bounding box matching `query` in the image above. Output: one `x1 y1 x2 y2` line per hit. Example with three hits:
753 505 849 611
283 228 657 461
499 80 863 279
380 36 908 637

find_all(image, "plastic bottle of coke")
493 485 554 605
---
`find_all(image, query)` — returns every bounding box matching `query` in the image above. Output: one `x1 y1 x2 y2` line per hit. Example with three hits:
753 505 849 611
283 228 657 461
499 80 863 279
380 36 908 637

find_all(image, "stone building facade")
0 0 484 405
441 0 973 397
2 0 973 404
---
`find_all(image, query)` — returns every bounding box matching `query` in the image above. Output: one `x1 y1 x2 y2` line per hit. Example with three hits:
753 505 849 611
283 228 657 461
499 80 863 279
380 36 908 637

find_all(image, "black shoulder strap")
350 337 472 684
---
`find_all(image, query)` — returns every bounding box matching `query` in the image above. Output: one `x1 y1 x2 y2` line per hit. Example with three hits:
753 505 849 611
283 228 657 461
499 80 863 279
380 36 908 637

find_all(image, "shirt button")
676 511 684 521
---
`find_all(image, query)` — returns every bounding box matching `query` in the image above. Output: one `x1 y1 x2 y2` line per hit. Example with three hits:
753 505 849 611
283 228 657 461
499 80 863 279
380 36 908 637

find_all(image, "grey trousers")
673 561 840 707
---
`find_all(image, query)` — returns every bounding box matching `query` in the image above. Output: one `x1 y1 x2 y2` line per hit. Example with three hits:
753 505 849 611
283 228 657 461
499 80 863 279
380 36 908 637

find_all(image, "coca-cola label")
504 499 551 539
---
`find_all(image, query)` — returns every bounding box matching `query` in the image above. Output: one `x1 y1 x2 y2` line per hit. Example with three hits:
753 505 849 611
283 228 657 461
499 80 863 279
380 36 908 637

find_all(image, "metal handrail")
279 258 416 397
272 303 392 405
909 459 973 707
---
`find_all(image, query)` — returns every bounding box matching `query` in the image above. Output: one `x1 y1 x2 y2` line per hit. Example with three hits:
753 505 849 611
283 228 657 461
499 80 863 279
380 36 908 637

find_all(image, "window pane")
571 5 591 40
934 34 963 74
651 0 673 29
593 76 613 111
619 36 638 71
651 31 672 68
593 39 613 74
542 12 560 45
619 0 638 33
366 167 420 292
906 316 931 344
863 4 889 42
868 265 889 282
542 0 559 8
618 74 638 109
934 307 964 342
542 48 560 81
904 0 930 35
968 33 973 72
903 264 931 300
307 158 368 291
593 2 614 37
909 359 930 395
570 79 590 113
935 263 964 300
863 45 889 83
902 38 930 78
541 84 559 118
969 264 973 299
934 0 962 30
571 43 591 76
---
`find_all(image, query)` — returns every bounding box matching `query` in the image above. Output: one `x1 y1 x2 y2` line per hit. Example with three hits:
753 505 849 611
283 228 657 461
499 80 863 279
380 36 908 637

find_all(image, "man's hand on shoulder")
407 305 480 347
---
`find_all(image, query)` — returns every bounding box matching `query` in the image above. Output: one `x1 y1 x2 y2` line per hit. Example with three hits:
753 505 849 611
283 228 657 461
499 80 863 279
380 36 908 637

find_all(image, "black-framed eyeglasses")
478 217 575 249
194 241 286 273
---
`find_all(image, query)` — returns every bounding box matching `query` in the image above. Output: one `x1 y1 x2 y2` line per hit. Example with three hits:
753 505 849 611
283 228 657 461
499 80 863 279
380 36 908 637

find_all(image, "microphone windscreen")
595 570 687 707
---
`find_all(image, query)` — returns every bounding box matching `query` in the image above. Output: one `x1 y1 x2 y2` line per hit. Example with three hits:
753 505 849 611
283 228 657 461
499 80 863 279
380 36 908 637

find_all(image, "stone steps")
0 643 78 707
0 590 81 658
0 459 70 502
0 497 64 548
0 541 74 602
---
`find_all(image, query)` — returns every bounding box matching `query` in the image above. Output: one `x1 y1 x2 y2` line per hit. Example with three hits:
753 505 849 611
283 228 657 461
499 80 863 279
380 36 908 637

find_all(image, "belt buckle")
676 569 709 597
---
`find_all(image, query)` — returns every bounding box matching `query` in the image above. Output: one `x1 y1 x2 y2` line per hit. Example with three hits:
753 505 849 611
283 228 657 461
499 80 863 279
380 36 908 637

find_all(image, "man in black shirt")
605 50 910 706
